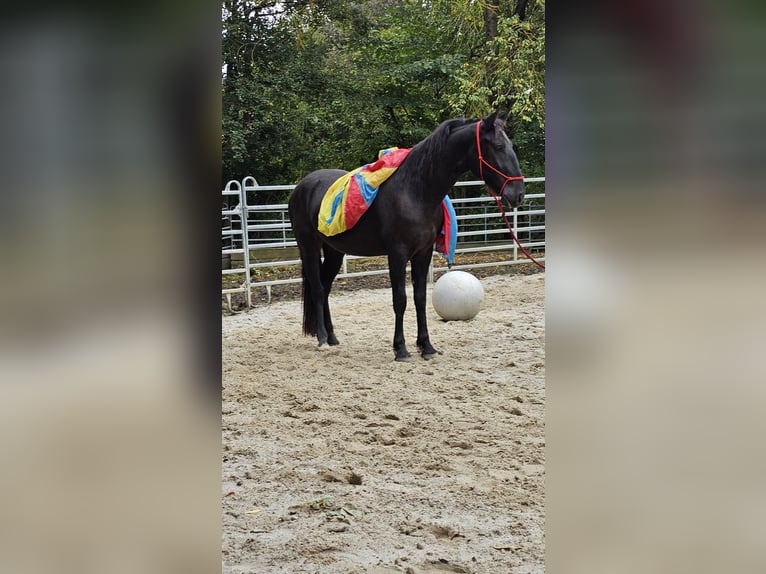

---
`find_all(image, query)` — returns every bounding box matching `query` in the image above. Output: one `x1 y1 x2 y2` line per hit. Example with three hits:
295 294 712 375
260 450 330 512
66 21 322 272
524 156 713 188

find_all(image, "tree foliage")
222 0 545 193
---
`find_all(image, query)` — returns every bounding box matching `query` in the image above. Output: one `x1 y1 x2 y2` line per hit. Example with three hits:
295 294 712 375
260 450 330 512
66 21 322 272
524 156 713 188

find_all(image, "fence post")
512 208 518 261
239 181 253 309
484 206 488 244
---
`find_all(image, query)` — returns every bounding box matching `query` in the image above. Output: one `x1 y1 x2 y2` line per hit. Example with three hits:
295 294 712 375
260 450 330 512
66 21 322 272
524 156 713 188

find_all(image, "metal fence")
222 176 545 309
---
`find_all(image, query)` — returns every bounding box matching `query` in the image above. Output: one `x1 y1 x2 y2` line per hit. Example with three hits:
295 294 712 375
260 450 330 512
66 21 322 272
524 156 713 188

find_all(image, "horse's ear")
481 110 498 131
482 108 508 131
494 107 509 129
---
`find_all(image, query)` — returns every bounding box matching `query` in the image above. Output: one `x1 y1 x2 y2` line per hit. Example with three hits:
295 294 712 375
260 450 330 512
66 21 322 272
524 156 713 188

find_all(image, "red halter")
475 120 545 270
475 120 524 196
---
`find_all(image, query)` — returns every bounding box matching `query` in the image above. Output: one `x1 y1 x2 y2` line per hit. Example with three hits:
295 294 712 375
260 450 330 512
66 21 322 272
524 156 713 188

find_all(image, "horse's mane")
403 117 476 179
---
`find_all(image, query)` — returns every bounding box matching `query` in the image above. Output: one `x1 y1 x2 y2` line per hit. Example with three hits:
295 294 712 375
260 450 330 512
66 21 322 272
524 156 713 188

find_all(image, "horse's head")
475 110 525 210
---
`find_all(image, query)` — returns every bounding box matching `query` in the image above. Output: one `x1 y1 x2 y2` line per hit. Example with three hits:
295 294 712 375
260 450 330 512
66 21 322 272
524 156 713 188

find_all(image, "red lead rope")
475 121 545 271
488 191 546 271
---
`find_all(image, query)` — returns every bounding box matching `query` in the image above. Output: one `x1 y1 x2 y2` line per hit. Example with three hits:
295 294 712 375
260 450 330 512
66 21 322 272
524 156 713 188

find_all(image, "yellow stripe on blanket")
318 148 409 236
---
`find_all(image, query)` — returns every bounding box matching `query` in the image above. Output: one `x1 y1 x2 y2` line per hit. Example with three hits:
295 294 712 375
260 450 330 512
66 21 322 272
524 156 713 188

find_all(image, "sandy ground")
222 272 545 573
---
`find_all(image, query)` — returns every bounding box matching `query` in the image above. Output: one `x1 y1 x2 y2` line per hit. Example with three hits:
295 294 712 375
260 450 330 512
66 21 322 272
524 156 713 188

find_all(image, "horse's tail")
300 263 318 336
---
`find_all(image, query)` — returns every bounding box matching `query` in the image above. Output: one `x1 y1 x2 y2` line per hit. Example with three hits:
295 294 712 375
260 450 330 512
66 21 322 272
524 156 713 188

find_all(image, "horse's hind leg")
320 244 344 346
411 248 438 358
387 251 411 361
297 240 332 347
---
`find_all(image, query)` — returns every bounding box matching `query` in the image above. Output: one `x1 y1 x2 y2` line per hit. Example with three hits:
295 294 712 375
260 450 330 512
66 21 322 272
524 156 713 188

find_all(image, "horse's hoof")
395 355 413 362
317 343 330 351
328 334 340 346
419 343 438 359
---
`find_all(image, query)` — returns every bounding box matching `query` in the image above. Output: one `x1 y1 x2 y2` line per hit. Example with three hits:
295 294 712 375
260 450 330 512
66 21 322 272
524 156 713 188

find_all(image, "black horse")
288 109 525 360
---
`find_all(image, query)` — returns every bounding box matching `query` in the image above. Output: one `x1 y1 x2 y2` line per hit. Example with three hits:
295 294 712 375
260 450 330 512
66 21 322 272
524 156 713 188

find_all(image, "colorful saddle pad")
317 148 457 264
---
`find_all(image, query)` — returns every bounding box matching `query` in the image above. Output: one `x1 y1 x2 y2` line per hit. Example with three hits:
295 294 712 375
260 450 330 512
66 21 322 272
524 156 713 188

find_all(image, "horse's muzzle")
502 181 526 210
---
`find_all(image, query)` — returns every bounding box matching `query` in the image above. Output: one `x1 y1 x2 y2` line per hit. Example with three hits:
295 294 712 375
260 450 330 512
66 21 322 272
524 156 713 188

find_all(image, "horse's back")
289 169 348 246
292 169 346 202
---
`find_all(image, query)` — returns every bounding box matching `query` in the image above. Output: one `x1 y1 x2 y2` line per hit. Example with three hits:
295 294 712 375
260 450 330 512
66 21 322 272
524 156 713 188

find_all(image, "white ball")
432 271 485 321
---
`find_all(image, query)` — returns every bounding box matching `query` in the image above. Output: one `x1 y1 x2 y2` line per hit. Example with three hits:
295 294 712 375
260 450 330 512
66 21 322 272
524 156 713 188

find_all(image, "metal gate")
222 177 545 309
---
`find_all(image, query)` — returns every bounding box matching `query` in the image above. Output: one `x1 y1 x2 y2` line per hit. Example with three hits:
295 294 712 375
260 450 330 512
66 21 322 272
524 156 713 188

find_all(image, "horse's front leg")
411 248 438 358
387 252 411 361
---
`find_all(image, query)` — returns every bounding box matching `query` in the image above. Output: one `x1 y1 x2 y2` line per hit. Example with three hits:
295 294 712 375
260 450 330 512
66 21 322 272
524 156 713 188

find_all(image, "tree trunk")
484 5 498 42
483 4 499 107
515 0 529 21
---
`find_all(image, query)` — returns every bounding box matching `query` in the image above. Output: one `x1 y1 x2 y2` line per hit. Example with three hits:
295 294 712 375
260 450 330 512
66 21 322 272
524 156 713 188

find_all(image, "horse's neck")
414 123 475 203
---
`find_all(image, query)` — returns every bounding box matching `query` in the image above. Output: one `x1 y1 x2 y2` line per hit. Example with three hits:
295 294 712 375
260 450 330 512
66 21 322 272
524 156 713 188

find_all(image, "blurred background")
546 0 766 572
0 2 221 573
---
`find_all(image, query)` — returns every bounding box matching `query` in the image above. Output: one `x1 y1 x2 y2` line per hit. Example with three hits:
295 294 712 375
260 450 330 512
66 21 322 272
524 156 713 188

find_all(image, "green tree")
221 0 545 192
447 0 545 175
